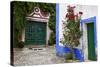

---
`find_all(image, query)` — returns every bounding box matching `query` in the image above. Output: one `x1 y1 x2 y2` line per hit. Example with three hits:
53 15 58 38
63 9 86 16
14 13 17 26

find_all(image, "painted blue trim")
73 48 84 61
56 4 71 57
81 16 97 47
56 4 84 62
56 3 59 53
94 17 97 48
80 16 97 60
80 19 85 61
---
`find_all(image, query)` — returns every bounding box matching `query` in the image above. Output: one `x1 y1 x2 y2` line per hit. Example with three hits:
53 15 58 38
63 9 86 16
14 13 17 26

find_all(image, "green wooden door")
87 23 96 61
25 21 46 45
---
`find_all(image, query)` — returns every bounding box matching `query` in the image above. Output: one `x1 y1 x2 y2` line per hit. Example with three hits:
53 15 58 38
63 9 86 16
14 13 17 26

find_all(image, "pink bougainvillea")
65 5 83 21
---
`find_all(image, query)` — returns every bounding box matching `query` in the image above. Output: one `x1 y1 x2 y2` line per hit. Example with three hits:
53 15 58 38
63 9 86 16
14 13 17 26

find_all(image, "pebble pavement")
13 46 66 66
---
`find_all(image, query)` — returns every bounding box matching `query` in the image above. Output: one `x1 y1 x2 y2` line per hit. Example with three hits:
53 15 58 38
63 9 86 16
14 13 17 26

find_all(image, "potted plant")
18 41 24 48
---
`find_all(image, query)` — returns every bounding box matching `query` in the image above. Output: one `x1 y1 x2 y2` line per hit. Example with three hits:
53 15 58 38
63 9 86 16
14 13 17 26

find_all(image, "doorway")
25 21 46 45
87 23 96 61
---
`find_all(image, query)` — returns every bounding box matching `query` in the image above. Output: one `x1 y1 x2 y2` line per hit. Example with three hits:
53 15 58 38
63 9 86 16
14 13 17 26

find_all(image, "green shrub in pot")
18 41 24 48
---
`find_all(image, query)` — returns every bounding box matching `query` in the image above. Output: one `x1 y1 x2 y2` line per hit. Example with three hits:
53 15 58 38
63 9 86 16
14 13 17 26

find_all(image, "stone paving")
13 46 66 66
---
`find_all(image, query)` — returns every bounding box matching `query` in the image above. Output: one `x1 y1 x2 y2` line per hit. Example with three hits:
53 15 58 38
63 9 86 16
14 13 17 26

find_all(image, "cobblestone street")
14 46 66 66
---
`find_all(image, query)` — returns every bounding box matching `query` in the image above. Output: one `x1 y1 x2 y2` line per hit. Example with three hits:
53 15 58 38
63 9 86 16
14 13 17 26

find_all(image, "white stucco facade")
59 4 98 60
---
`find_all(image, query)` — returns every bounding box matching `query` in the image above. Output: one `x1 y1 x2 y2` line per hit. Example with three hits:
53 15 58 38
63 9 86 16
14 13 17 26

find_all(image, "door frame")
22 7 50 47
80 16 97 61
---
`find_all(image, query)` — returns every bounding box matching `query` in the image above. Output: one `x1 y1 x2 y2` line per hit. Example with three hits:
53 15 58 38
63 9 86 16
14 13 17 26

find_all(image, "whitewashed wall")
59 3 67 46
59 4 98 45
59 4 98 60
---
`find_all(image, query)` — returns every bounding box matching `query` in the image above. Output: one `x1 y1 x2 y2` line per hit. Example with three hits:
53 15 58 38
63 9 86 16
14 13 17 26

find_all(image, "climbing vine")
12 1 56 47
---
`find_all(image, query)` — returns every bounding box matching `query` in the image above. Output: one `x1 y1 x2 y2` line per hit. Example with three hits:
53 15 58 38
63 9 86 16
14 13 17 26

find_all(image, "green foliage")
12 1 56 47
48 15 56 45
60 5 82 61
48 15 56 33
62 20 82 47
60 6 82 47
65 52 73 60
18 41 24 48
48 32 55 46
47 5 56 46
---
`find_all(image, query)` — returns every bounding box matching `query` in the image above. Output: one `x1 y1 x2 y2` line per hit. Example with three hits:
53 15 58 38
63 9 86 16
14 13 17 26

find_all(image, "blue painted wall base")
56 45 84 62
56 4 84 62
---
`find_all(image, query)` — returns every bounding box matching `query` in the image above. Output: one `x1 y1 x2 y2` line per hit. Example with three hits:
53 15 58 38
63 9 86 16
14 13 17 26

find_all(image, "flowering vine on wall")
60 5 83 60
